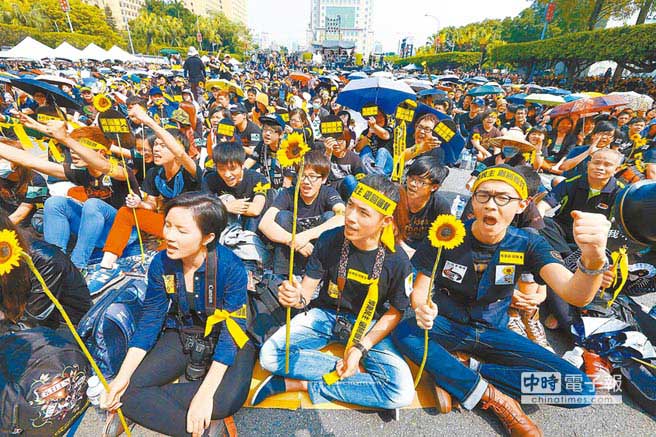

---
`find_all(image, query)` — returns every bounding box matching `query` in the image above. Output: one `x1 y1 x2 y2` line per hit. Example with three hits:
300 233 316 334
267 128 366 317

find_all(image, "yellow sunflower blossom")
427 215 466 250
471 133 482 142
0 229 24 276
631 134 647 148
277 132 310 167
92 94 112 113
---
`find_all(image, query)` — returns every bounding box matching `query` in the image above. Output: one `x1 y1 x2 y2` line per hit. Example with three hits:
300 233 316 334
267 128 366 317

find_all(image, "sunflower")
502 266 514 275
427 215 466 250
92 94 112 113
0 229 23 276
277 132 310 167
631 134 647 148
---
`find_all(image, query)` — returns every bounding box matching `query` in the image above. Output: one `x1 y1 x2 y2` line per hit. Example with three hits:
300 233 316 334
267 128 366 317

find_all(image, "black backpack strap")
205 247 218 316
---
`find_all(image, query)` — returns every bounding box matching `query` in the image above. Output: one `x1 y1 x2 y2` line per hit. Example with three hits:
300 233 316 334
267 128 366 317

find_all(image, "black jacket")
183 56 206 83
23 240 91 328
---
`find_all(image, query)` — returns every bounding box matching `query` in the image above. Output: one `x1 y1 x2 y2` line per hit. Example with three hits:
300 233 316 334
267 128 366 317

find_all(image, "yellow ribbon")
13 124 33 149
472 167 528 200
48 139 65 163
603 247 629 308
391 120 406 182
203 306 249 348
351 183 397 216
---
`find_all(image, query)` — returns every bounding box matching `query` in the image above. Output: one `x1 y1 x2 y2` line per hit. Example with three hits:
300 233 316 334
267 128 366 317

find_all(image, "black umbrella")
10 77 82 111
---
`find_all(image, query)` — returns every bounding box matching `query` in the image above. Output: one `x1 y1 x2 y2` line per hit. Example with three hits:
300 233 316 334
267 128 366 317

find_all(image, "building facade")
85 0 144 30
308 0 374 56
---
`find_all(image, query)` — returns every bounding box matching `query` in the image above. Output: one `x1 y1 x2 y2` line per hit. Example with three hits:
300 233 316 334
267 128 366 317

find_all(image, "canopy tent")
52 42 83 62
0 37 54 60
107 45 137 63
80 43 109 61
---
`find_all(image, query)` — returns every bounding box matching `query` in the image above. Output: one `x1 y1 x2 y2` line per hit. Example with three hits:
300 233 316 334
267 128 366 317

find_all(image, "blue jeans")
43 196 118 268
259 308 415 409
360 147 393 177
392 316 594 410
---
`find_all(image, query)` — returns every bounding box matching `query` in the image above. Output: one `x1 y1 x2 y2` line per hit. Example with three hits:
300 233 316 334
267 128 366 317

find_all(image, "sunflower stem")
285 160 304 375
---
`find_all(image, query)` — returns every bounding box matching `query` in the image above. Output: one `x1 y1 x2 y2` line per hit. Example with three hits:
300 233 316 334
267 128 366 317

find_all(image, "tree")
104 5 116 31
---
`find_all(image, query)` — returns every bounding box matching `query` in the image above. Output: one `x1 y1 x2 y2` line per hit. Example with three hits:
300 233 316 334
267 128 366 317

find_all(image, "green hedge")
0 23 114 50
489 23 656 67
393 52 482 70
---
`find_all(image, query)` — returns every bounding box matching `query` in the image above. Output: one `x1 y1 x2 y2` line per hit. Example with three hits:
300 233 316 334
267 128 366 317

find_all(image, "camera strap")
205 247 218 316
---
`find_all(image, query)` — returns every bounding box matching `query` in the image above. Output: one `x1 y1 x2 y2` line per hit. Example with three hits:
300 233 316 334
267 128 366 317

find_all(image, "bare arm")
359 306 403 350
296 203 345 241
258 206 291 244
9 203 33 225
0 141 66 179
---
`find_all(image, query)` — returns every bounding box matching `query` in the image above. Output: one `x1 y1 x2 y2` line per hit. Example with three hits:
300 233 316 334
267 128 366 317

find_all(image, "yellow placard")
320 120 343 135
99 117 130 134
434 122 456 142
395 106 415 123
361 106 378 117
499 251 525 265
217 123 235 137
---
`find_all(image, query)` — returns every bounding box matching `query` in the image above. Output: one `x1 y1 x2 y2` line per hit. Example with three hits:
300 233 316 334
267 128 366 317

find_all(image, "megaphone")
614 180 656 246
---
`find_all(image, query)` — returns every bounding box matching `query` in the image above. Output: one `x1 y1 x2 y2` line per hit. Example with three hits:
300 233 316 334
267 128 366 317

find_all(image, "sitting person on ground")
86 104 200 293
101 193 256 437
393 164 610 437
258 151 345 279
469 110 503 161
323 129 365 200
252 175 415 411
0 209 91 330
558 121 618 179
245 114 294 193
354 105 394 176
402 114 444 165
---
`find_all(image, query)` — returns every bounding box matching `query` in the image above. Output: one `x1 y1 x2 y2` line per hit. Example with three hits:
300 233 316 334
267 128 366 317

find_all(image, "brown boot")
481 385 542 437
433 385 452 414
520 309 554 353
582 350 614 391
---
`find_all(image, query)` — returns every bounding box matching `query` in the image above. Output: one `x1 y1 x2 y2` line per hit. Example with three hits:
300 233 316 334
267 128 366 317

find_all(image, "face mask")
502 146 520 159
312 103 321 110
0 160 13 178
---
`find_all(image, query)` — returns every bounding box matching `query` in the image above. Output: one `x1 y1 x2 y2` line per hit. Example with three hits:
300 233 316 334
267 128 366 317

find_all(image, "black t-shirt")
457 113 482 137
64 164 129 209
272 185 343 275
0 173 48 215
503 121 532 133
142 163 201 199
306 227 413 318
328 151 363 182
361 126 394 154
253 141 295 189
236 120 262 149
129 148 155 184
405 192 451 249
202 168 268 200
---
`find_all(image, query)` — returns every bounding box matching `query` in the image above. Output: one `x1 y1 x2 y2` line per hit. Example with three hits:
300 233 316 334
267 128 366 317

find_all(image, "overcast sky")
248 0 532 51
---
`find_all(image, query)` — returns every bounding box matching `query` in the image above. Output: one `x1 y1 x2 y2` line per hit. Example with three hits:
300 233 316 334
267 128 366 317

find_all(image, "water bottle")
86 375 103 408
452 195 466 219
468 153 477 171
649 304 656 318
562 346 585 369
459 149 470 170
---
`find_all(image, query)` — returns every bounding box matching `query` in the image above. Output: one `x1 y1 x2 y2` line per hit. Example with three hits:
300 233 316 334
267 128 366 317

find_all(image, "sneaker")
86 264 124 296
507 308 527 337
521 309 554 353
250 374 286 406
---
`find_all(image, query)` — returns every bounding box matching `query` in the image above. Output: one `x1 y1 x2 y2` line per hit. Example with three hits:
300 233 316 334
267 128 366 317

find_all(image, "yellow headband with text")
472 167 528 200
352 183 397 216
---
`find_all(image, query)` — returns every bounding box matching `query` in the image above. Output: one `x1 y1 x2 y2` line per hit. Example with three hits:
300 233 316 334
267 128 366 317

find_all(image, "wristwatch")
352 341 369 360
576 257 610 275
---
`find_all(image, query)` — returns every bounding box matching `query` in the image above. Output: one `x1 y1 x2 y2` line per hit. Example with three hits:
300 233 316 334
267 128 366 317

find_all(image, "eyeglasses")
415 125 433 133
301 173 323 183
473 191 522 206
406 176 433 188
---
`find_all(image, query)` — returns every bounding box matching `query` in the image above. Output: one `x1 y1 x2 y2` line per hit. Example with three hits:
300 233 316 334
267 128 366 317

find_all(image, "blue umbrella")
409 103 466 165
335 77 415 114
347 71 367 80
465 76 487 84
467 84 503 96
542 86 571 96
417 88 447 97
507 93 527 104
10 77 81 111
563 94 585 102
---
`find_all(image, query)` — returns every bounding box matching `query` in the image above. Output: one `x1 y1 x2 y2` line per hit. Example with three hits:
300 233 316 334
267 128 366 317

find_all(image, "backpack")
246 272 286 348
0 326 90 436
76 273 147 379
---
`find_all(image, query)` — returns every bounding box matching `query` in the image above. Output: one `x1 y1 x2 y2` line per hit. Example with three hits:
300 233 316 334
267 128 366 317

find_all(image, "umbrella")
335 77 415 114
549 94 628 119
204 78 244 97
581 91 604 98
609 91 654 112
465 76 487 84
434 74 460 84
404 78 433 91
417 88 447 98
10 77 81 111
467 84 504 96
402 63 422 71
563 93 585 102
35 74 76 88
289 71 311 84
370 71 394 79
525 93 565 106
506 93 527 104
541 86 571 96
412 103 465 165
347 71 368 80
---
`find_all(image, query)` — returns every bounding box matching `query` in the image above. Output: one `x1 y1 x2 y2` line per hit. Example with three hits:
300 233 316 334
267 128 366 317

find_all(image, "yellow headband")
472 167 528 200
78 137 108 151
352 183 397 216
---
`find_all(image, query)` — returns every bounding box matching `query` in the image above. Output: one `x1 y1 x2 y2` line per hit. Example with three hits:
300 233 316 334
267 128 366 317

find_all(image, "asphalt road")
77 168 656 437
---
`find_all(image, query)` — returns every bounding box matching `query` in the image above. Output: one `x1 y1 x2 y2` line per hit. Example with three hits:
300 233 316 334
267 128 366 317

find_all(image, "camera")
332 316 353 343
180 328 216 381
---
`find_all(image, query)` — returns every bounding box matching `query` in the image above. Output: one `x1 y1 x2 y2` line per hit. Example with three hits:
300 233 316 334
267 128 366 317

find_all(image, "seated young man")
252 176 415 410
203 141 268 232
324 129 365 200
258 151 345 278
393 164 610 437
402 156 451 258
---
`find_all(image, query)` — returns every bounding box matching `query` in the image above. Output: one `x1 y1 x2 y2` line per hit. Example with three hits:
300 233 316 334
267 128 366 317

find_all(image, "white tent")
0 37 54 60
80 43 109 61
52 42 83 62
107 45 137 63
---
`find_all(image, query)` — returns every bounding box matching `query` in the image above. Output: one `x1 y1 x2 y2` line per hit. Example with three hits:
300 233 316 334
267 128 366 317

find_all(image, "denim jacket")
129 245 248 366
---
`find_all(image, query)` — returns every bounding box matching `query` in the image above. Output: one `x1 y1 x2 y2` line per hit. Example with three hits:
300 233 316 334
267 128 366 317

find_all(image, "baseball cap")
229 103 247 114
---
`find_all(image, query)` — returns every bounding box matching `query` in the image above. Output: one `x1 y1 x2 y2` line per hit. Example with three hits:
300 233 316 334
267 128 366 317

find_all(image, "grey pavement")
77 168 656 437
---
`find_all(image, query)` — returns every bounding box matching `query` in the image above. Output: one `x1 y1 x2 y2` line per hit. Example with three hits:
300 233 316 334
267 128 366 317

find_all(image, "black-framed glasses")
473 191 522 206
406 176 433 188
301 173 323 183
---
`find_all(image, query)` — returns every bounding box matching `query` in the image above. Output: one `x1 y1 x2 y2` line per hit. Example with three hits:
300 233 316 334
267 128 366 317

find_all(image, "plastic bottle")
86 375 103 407
459 149 470 170
562 346 585 369
452 195 466 219
649 304 656 318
